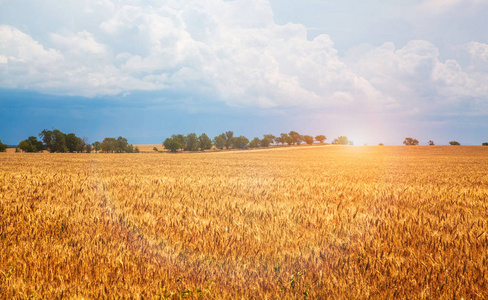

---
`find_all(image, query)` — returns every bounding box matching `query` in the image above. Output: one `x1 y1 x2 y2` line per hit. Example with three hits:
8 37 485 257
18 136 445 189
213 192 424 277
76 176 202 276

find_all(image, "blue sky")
1 0 487 145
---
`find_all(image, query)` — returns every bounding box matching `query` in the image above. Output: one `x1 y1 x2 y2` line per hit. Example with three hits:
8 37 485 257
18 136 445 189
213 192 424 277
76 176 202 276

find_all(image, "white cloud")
345 39 488 114
51 31 106 55
0 0 487 115
0 25 63 89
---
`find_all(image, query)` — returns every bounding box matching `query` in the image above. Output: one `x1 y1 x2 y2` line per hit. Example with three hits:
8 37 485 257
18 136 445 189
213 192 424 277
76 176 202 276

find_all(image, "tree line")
161 131 329 153
4 132 487 153
402 138 476 146
15 129 139 153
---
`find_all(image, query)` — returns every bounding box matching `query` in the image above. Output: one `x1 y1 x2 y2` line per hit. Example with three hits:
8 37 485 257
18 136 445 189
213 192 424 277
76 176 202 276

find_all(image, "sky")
1 0 487 145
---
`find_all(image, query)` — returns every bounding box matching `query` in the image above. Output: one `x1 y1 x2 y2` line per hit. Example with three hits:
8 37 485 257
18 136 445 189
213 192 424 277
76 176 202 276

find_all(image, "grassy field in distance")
1 146 487 298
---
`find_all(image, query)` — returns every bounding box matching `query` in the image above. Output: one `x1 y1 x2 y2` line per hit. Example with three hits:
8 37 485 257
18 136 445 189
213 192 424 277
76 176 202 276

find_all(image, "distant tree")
333 136 351 145
85 144 92 153
449 141 460 145
15 147 21 153
184 133 199 151
134 146 140 153
403 137 419 146
28 136 44 152
163 138 182 153
65 133 82 153
116 136 130 153
249 137 261 148
92 141 101 153
153 147 159 152
198 133 212 151
80 138 88 152
262 134 275 147
302 135 314 145
213 133 226 150
18 140 32 152
289 131 301 145
259 137 270 148
233 136 249 150
18 136 44 152
315 135 327 143
0 140 7 152
225 131 234 149
172 134 186 151
101 137 117 152
276 133 289 145
378 143 384 146
40 129 67 153
428 140 435 146
483 142 488 146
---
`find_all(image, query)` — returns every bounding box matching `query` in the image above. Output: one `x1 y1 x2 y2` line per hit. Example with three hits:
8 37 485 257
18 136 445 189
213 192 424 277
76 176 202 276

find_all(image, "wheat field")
1 146 487 298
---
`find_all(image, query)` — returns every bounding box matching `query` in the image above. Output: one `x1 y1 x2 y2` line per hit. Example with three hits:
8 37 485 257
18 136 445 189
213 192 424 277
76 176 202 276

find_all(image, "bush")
449 141 460 145
18 136 44 152
163 138 182 153
403 138 419 146
0 140 7 152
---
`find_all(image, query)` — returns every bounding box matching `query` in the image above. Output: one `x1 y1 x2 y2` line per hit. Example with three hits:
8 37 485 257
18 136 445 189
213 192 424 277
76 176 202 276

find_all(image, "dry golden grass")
135 144 162 153
1 146 487 298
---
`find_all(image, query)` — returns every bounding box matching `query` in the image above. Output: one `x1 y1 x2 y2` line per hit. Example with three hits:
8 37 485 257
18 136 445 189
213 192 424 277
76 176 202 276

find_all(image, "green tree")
289 131 301 145
403 137 419 146
185 133 199 151
449 141 460 145
315 135 327 143
275 133 288 145
285 134 294 145
40 129 68 153
233 136 249 149
428 140 435 146
334 136 352 145
18 136 44 152
249 137 261 148
0 140 7 152
482 142 488 146
172 134 186 151
116 136 130 152
92 141 101 153
101 137 117 152
65 133 82 153
213 133 226 150
18 140 31 152
261 134 275 147
302 135 314 145
85 144 92 153
163 137 182 153
198 133 212 151
225 131 234 149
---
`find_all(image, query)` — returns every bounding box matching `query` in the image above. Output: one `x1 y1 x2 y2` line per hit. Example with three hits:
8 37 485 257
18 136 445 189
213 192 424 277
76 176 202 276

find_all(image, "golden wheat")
1 146 487 298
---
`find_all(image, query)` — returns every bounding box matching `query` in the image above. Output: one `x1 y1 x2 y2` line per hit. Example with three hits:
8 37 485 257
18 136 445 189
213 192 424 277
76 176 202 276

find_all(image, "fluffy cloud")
345 40 488 114
0 0 487 114
0 25 63 89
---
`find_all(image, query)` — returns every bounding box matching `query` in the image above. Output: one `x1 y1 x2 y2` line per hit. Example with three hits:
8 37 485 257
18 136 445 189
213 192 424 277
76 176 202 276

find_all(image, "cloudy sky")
1 0 487 145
